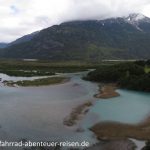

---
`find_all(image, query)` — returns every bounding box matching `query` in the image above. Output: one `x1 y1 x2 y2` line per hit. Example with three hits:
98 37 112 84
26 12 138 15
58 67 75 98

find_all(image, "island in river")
2 76 68 87
94 84 120 99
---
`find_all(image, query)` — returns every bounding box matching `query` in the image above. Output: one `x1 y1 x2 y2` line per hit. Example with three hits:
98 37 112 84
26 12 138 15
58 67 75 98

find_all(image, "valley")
0 59 149 149
0 7 150 149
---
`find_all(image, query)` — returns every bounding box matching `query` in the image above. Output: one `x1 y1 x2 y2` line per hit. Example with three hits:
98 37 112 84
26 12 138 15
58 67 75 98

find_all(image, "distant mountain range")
0 13 150 61
0 31 39 48
0 43 8 48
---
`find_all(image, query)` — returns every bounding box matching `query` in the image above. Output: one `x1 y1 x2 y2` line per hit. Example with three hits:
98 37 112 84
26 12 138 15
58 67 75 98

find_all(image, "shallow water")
81 89 150 128
0 72 98 145
0 72 150 149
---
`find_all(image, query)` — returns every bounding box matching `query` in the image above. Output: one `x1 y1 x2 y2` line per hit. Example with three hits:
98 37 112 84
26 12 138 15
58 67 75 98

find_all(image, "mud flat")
63 101 93 126
94 84 120 99
90 118 150 141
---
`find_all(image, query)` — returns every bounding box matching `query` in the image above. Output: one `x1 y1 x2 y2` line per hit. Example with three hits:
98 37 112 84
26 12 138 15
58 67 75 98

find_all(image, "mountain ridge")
0 13 150 61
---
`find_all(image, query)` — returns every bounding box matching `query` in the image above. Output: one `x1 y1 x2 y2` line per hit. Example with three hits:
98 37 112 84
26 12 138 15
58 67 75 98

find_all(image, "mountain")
0 31 39 49
124 13 150 31
0 13 150 61
0 43 8 48
8 31 39 46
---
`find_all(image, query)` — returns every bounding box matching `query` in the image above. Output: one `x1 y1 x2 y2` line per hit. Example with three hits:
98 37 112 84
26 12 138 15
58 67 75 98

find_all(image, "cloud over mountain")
0 0 150 42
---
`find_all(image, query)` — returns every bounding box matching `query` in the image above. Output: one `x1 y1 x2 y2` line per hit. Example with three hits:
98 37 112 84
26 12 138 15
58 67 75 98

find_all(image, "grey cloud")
1 0 150 42
60 0 150 22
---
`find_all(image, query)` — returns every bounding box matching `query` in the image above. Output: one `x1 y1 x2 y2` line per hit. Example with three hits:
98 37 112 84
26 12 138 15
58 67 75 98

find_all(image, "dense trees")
85 62 150 92
86 63 145 82
119 74 150 91
135 59 150 66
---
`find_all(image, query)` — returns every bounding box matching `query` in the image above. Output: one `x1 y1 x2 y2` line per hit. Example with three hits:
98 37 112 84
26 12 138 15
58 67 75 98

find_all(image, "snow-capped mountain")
125 13 147 22
99 13 150 31
124 13 150 31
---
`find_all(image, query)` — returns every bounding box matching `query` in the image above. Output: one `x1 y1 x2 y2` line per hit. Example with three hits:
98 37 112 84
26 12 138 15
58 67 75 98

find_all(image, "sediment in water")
94 84 120 99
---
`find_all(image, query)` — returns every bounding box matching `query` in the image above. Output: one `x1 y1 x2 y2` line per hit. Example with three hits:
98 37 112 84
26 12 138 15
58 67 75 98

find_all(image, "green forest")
85 60 150 92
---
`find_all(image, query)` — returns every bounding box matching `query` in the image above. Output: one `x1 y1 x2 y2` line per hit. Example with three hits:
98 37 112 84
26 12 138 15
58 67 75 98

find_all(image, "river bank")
90 118 150 141
2 76 69 87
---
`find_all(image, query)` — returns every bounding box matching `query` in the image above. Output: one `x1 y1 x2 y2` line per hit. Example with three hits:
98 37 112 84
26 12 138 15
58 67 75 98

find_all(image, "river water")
0 72 150 149
81 89 150 128
0 72 98 148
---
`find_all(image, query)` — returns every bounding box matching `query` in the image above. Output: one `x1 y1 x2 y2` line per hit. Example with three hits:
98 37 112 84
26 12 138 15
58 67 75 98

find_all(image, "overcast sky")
1 0 150 42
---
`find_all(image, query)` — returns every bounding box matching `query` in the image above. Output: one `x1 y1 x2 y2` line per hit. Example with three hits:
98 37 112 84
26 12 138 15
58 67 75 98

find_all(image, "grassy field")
0 59 129 87
0 59 137 77
0 59 100 76
0 70 55 77
3 77 67 87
